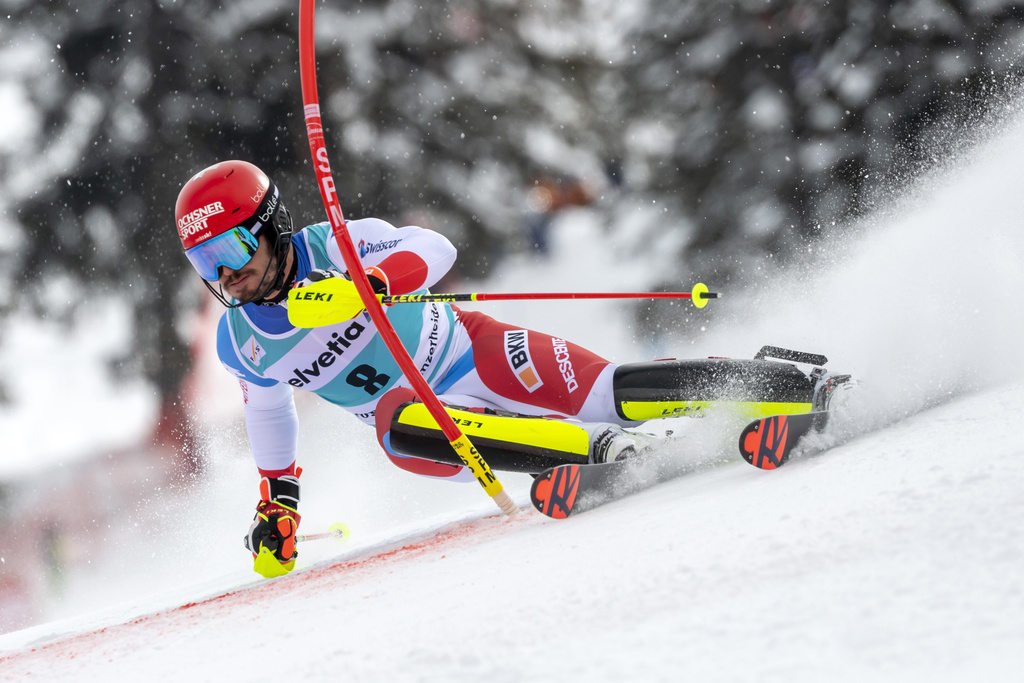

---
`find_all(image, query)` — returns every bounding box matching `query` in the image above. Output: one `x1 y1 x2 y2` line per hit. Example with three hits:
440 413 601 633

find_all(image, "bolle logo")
358 238 402 259
551 338 578 393
255 191 278 225
178 201 225 240
504 330 543 393
287 321 365 387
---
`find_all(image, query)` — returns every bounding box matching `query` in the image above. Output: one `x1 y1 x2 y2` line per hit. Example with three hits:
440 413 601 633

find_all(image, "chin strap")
256 250 298 306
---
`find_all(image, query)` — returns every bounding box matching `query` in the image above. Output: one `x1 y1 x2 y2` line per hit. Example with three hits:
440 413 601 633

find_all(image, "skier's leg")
374 387 635 475
442 310 616 419
441 314 823 425
375 312 828 476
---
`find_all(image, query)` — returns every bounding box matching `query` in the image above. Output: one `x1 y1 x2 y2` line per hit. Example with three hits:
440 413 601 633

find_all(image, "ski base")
739 411 830 469
529 457 667 518
530 411 835 518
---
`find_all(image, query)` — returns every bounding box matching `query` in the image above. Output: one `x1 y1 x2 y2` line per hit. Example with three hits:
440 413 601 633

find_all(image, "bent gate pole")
297 0 517 515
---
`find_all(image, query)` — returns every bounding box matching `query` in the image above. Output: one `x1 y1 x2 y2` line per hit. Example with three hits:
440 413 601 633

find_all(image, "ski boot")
753 345 857 413
810 368 857 412
588 425 669 464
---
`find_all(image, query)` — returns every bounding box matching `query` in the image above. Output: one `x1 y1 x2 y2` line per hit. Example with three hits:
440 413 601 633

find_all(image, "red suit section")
375 386 465 478
456 310 610 417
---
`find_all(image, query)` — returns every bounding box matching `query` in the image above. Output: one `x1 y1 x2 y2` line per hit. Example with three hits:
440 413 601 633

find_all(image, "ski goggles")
185 226 260 282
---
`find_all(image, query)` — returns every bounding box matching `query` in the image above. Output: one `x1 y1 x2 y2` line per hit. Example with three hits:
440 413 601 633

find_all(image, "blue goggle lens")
185 227 259 282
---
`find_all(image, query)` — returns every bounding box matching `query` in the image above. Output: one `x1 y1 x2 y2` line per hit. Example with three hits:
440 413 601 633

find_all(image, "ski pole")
296 522 350 545
385 284 721 307
289 281 720 328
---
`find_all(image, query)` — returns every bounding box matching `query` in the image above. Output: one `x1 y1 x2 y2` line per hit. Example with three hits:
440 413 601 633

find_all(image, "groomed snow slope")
1 382 1023 682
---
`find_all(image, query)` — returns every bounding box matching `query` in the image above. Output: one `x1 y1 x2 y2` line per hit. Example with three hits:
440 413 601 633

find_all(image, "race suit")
217 218 619 480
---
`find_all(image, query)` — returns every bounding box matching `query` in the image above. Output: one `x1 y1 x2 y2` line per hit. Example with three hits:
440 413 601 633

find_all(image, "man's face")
218 235 277 302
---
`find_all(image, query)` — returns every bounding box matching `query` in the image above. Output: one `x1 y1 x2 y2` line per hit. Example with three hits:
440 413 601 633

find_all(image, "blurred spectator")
525 175 595 256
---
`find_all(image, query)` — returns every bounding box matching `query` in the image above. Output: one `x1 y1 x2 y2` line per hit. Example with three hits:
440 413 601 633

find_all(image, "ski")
529 457 669 519
529 410 835 517
738 411 830 470
530 347 855 517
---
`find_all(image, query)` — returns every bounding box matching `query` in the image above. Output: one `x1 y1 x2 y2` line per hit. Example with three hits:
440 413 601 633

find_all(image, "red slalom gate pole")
297 0 517 515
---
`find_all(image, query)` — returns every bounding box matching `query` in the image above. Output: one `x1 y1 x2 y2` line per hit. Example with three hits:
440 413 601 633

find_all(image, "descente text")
552 338 578 393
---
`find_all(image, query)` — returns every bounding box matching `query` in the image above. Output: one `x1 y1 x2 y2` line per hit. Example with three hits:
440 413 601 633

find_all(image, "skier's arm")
242 381 299 477
216 317 300 476
327 218 457 295
215 317 301 578
239 383 302 579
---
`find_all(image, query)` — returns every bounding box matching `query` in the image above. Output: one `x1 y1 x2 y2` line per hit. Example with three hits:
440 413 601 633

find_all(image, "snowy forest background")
5 0 1024 406
2 0 1024 633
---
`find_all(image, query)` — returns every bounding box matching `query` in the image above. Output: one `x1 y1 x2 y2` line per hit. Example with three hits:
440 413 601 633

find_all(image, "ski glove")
293 267 392 311
362 266 392 304
244 473 301 578
293 268 341 289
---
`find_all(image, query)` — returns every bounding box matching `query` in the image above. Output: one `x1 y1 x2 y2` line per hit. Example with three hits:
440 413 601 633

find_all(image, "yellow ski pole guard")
288 276 380 327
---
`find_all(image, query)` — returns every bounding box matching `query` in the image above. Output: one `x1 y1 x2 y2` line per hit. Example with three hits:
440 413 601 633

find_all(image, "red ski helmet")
175 160 294 305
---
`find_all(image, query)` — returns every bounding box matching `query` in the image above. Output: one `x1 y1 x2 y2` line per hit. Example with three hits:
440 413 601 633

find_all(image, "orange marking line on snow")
0 514 536 667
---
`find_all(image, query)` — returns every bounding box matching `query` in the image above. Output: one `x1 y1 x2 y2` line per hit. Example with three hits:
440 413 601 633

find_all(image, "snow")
0 296 158 479
0 82 37 156
2 383 1023 681
3 74 1024 683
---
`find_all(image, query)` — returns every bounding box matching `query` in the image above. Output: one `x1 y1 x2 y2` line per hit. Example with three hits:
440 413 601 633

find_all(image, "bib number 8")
347 364 391 396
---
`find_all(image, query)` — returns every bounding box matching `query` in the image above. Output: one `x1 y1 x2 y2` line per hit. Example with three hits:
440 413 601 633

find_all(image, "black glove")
293 268 341 289
293 267 390 304
363 265 391 302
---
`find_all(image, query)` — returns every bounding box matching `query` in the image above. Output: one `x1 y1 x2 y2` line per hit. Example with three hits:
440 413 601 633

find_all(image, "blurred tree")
0 0 1022 427
618 0 1024 282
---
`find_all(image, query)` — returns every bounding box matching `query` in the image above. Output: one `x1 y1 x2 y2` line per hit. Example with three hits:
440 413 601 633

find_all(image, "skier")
175 160 845 577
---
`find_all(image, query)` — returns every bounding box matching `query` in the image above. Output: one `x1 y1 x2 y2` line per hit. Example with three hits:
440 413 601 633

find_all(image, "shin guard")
376 388 591 474
613 358 815 422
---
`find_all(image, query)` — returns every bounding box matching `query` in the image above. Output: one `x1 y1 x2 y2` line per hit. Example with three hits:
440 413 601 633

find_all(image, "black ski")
529 456 671 518
529 411 834 518
738 411 830 469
